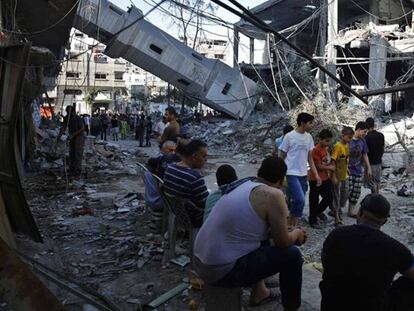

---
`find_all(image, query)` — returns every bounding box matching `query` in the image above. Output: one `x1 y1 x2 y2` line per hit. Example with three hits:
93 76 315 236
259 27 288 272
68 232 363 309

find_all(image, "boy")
280 112 321 227
365 117 384 194
331 127 354 225
348 121 371 217
272 125 294 157
308 129 335 228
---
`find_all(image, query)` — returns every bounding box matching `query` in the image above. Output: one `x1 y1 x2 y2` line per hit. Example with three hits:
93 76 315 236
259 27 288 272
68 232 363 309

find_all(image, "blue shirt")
163 163 208 208
348 138 368 176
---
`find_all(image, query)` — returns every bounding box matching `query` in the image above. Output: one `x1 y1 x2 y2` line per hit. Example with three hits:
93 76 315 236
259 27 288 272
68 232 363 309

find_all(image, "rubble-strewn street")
11 110 414 310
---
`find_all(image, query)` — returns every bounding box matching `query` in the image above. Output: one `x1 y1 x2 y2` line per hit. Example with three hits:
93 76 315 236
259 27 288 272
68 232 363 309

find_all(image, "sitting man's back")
195 157 307 310
320 194 414 311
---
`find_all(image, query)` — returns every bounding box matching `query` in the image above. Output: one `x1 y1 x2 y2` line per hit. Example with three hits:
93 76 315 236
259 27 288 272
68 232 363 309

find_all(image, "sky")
114 0 262 37
112 0 266 63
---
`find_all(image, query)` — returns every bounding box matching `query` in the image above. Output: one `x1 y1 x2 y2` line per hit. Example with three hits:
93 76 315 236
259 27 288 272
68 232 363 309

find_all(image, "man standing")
320 194 414 311
279 112 321 227
60 106 85 175
365 117 385 194
135 114 146 147
161 107 180 143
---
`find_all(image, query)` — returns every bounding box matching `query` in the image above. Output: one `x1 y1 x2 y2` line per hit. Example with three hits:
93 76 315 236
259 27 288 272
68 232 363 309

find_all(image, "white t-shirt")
279 130 314 176
154 121 166 135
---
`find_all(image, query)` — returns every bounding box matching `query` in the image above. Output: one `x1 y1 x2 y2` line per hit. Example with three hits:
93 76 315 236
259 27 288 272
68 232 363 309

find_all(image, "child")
308 129 335 228
272 125 294 157
280 112 320 227
348 121 372 217
331 127 354 225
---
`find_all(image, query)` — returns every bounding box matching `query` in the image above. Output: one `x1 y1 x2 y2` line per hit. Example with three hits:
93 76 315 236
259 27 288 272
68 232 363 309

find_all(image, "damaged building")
235 0 414 112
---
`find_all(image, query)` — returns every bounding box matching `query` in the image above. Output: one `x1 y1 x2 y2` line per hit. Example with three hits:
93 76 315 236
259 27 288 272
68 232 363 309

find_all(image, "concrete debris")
187 112 288 158
170 255 191 267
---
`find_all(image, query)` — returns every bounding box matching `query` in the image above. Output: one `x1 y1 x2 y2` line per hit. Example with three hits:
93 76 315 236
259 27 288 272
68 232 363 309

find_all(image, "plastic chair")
157 185 202 266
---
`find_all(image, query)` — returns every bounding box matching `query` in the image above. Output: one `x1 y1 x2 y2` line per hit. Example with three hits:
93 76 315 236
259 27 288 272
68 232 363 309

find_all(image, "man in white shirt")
154 117 167 140
279 112 321 227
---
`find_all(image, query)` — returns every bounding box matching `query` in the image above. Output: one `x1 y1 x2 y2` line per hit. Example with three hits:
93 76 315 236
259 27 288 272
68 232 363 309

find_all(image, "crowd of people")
143 110 414 311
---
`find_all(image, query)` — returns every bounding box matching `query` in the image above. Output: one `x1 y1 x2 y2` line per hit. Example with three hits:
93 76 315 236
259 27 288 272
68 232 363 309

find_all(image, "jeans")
287 175 308 218
309 180 333 224
213 245 303 310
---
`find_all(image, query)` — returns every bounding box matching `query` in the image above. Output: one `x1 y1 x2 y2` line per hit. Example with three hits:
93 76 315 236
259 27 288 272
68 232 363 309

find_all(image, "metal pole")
210 0 368 104
360 82 414 97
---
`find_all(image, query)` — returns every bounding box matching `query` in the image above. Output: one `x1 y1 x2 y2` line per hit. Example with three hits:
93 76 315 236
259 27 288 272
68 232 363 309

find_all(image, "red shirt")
308 144 331 181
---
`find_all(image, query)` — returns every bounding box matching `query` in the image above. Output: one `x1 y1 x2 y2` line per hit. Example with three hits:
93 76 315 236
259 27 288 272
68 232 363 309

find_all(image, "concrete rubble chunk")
382 152 409 169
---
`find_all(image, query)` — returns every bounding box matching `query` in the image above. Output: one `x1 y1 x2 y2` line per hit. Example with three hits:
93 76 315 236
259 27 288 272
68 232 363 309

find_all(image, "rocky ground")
12 111 414 311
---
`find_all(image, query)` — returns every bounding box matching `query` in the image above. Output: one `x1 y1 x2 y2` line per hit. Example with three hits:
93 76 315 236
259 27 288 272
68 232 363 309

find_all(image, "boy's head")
365 117 375 130
216 165 238 187
318 129 333 147
358 194 390 227
296 113 315 131
341 126 354 143
257 157 287 188
354 121 368 138
283 125 294 135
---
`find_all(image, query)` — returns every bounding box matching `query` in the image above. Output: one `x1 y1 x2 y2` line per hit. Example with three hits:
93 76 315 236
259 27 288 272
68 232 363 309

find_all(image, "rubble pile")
288 93 372 135
187 111 289 159
33 128 143 177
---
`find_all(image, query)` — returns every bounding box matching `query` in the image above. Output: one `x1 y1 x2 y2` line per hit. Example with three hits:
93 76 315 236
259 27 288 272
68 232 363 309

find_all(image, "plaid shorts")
349 174 363 205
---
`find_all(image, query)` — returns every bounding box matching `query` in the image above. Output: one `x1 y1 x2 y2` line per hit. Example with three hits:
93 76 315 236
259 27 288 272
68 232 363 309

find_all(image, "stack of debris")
186 111 289 159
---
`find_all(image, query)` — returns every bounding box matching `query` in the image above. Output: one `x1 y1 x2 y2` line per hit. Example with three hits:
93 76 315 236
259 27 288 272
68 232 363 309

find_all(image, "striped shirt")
163 163 208 208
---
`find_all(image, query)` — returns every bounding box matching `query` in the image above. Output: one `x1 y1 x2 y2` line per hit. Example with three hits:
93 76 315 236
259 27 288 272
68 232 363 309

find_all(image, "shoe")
318 213 328 221
328 210 335 217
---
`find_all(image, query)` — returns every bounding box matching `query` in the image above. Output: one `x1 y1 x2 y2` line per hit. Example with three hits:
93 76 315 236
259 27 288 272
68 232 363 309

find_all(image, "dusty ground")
17 135 414 311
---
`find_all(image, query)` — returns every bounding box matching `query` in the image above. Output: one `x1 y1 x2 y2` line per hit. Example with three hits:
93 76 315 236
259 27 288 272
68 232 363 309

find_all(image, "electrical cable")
266 33 284 110
276 48 311 102
208 0 368 104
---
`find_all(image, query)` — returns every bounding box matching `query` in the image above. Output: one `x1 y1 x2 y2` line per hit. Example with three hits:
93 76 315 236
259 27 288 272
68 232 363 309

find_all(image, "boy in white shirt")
280 112 321 227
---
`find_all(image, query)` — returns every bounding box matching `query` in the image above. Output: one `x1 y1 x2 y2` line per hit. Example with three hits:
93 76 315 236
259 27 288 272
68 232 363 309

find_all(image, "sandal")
250 288 280 307
335 219 343 226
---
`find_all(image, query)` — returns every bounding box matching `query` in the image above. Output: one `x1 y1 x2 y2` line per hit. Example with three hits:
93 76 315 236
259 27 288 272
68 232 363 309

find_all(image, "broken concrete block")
382 152 409 169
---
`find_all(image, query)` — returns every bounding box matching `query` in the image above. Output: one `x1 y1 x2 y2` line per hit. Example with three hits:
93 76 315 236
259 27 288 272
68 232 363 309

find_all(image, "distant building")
53 29 170 115
196 38 233 66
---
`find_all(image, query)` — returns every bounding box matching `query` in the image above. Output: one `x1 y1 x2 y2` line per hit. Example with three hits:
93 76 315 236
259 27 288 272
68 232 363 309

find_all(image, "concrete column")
249 37 255 64
368 35 388 113
233 26 239 68
326 0 338 104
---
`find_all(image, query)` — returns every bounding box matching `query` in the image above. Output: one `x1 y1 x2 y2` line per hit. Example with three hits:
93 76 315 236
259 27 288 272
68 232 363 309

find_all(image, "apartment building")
55 30 128 114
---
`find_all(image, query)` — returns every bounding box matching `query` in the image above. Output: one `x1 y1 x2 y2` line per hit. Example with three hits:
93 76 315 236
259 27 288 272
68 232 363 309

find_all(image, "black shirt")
64 115 84 135
365 130 385 165
320 224 414 311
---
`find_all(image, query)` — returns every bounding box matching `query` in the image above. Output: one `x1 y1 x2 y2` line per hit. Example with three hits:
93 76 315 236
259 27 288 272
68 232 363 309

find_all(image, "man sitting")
144 141 178 232
320 193 414 311
203 164 238 221
194 157 306 310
